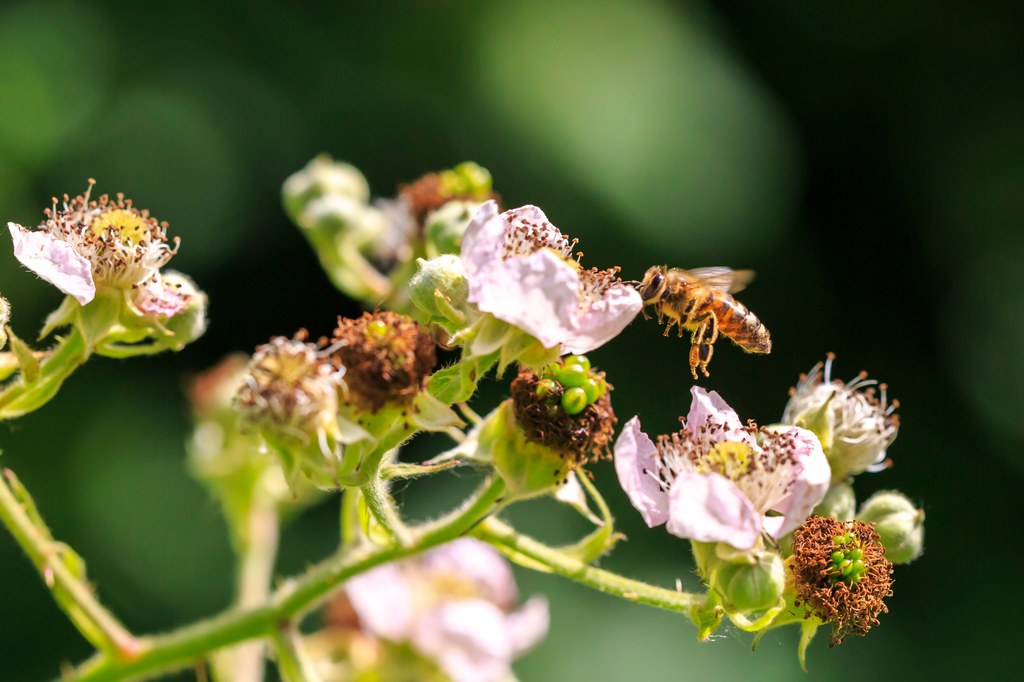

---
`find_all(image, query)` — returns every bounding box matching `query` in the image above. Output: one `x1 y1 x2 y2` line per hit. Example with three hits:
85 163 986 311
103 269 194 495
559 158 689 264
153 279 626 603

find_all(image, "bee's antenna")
623 280 642 289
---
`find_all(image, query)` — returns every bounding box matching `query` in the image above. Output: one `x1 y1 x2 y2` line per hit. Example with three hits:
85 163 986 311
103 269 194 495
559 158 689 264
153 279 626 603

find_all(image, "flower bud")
424 200 480 258
783 355 899 482
856 491 924 564
409 255 471 333
282 155 370 223
0 295 9 350
812 482 856 521
712 551 785 614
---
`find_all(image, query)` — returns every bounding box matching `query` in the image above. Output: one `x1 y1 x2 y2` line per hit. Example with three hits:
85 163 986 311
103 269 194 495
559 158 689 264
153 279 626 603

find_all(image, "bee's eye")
649 273 663 292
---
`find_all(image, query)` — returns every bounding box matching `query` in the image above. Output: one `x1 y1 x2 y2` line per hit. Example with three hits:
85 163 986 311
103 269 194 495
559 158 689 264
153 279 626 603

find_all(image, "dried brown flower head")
790 516 894 645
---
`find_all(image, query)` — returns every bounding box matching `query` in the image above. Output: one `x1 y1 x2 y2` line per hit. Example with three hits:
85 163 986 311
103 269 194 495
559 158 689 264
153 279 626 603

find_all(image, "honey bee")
637 266 771 379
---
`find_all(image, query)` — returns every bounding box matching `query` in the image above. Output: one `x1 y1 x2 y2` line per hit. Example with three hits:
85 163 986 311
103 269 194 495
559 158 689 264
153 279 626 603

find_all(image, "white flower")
8 183 178 305
345 538 549 682
782 355 899 481
614 387 831 550
461 201 642 354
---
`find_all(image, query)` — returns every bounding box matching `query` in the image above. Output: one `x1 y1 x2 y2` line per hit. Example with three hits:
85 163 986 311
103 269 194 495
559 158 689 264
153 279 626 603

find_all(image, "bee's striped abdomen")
716 296 771 354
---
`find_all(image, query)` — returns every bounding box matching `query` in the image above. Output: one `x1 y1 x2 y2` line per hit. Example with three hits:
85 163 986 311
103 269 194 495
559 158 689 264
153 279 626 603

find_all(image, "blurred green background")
1 0 1021 679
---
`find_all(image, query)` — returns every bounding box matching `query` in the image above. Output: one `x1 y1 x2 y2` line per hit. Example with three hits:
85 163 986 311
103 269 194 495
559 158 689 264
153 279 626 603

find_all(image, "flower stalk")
0 469 140 659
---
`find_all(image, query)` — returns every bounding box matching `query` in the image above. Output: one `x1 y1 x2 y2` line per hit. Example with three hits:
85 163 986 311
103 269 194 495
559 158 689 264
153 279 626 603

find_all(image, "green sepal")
690 591 725 641
6 327 40 383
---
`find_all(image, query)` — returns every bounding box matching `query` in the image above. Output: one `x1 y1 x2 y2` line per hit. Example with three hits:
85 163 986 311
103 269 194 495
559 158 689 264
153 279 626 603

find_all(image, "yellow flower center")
699 441 753 480
90 209 149 245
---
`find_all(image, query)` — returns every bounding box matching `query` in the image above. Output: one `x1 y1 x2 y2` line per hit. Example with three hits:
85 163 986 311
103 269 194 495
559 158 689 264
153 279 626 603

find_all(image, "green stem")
211 499 280 682
271 627 322 682
0 326 88 420
473 518 706 614
63 475 507 682
0 470 140 659
359 476 412 546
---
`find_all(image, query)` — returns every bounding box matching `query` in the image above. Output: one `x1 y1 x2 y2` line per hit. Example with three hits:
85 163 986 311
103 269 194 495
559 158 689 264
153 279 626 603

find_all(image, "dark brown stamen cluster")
399 172 500 225
331 312 436 412
510 369 616 468
791 517 893 645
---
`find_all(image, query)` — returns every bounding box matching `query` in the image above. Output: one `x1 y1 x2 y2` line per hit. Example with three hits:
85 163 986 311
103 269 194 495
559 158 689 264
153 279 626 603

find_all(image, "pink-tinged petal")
8 222 95 305
344 563 415 641
614 416 670 527
686 386 748 443
506 596 549 656
562 282 643 355
134 280 190 318
460 200 503 282
421 538 518 609
469 248 580 350
764 427 832 538
665 471 762 549
411 600 515 682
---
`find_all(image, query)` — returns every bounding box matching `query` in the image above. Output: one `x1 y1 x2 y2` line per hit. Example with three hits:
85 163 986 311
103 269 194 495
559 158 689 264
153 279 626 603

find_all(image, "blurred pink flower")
614 387 831 550
461 201 642 354
345 538 548 682
133 278 191 318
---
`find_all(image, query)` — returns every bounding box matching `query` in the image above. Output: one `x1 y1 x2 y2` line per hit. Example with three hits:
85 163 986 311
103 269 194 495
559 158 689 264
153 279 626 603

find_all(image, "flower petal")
344 562 415 641
614 416 670 527
8 222 95 305
562 282 643 355
506 596 550 655
411 600 516 682
763 427 832 538
460 200 503 283
134 279 190 318
665 471 762 549
686 386 749 443
468 247 580 350
421 538 518 609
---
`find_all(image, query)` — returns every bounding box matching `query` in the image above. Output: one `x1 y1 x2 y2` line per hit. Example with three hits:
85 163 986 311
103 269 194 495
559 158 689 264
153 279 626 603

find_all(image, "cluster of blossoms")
310 539 548 682
0 160 925 682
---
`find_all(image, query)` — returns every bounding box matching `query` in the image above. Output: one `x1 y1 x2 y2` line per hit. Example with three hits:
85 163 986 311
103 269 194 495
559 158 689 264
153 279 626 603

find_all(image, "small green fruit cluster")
536 355 607 416
830 532 868 585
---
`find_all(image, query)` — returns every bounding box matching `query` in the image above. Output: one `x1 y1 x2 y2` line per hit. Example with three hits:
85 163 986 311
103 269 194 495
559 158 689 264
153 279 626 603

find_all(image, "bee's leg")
641 305 652 321
662 314 677 337
688 343 701 379
697 342 713 377
689 313 717 377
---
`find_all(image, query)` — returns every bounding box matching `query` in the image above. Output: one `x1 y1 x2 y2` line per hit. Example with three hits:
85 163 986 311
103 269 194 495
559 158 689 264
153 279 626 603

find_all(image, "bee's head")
638 265 668 304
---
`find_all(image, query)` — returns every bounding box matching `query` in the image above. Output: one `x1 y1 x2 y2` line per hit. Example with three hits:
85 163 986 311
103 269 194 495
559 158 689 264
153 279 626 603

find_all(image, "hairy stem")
473 518 707 614
64 475 507 682
0 469 140 658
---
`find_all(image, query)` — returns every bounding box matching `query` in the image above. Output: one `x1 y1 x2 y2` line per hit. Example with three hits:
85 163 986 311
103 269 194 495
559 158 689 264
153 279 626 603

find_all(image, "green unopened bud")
282 155 370 222
0 295 9 350
857 491 924 564
813 482 856 521
712 551 785 613
438 161 492 199
424 200 480 258
409 255 470 333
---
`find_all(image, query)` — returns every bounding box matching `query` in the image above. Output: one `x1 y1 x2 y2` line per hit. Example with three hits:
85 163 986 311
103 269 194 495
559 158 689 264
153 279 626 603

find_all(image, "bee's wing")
681 267 756 293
